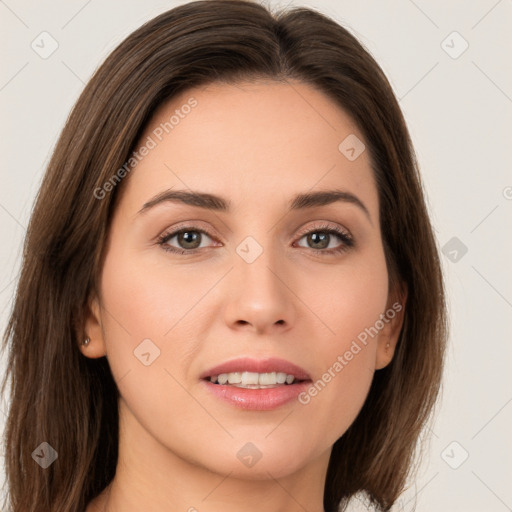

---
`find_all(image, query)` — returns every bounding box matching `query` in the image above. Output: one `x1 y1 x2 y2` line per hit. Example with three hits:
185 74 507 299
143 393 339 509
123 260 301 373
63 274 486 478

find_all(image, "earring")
82 337 91 346
385 342 390 350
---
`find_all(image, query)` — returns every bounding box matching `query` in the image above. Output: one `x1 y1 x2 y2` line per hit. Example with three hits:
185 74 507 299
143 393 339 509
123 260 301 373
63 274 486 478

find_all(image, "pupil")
309 232 329 249
179 231 200 249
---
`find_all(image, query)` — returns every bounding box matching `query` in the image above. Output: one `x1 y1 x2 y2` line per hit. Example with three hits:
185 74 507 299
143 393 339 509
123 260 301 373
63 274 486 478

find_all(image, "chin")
190 436 314 480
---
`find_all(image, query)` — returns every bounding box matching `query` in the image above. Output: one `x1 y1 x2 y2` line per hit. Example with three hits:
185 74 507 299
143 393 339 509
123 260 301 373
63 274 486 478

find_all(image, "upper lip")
200 357 311 381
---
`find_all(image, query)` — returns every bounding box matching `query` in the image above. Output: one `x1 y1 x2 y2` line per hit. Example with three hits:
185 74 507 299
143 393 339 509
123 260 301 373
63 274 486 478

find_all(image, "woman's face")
84 80 404 480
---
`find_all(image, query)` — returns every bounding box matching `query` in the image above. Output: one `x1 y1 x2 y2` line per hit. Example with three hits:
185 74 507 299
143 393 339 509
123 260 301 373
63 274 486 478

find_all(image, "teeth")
259 372 276 385
276 372 287 384
209 371 299 387
227 372 243 384
242 372 259 385
217 374 229 385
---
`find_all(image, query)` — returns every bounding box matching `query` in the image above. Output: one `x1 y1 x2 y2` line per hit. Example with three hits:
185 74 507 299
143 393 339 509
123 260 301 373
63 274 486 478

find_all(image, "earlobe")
80 293 107 359
375 340 396 370
375 285 407 370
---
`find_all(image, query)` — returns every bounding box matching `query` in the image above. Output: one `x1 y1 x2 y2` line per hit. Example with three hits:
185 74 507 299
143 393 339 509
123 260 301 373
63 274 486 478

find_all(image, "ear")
79 292 108 359
375 282 407 370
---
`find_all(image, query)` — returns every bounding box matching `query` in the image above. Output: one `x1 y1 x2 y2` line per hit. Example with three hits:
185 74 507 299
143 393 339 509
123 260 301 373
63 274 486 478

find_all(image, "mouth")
199 357 312 410
199 356 312 389
203 371 310 389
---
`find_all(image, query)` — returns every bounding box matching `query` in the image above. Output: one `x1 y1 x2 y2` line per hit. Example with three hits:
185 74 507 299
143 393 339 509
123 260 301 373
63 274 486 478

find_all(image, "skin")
82 80 406 512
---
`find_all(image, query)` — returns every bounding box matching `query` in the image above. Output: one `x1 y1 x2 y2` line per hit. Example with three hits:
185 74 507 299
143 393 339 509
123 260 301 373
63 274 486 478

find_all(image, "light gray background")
1 1 511 510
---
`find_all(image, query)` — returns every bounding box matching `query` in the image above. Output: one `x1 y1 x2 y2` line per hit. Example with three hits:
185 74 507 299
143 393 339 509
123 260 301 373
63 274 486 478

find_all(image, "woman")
0 1 447 511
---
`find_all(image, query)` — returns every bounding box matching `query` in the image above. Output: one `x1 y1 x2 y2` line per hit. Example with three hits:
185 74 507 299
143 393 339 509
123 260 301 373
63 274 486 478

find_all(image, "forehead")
119 79 378 218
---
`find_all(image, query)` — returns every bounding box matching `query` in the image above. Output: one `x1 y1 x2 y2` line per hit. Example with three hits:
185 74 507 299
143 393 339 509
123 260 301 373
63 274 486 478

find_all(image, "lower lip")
201 379 311 411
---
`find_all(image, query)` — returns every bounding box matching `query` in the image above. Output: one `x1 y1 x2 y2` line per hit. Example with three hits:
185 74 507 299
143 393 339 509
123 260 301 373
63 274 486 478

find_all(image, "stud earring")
82 337 91 346
385 342 390 350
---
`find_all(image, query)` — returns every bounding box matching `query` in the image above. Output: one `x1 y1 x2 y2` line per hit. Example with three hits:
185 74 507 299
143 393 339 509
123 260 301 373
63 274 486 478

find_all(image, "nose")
223 241 296 335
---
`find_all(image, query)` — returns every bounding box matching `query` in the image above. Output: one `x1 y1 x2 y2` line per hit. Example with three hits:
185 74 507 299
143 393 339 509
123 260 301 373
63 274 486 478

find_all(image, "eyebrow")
138 188 372 223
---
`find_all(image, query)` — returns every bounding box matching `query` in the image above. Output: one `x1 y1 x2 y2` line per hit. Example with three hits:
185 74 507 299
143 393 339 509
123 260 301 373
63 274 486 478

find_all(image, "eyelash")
157 222 354 256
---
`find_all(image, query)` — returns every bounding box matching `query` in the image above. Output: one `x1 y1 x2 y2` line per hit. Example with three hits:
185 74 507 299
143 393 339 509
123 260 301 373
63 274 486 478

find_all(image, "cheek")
97 242 208 389
305 246 389 347
99 243 212 341
97 246 211 439
295 251 389 436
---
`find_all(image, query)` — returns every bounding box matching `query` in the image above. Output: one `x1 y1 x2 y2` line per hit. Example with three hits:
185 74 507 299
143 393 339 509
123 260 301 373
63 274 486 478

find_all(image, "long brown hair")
0 1 447 510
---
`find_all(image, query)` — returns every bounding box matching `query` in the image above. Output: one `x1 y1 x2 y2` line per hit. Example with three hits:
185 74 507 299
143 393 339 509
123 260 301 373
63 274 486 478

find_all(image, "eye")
157 226 217 254
157 222 354 256
295 223 354 255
